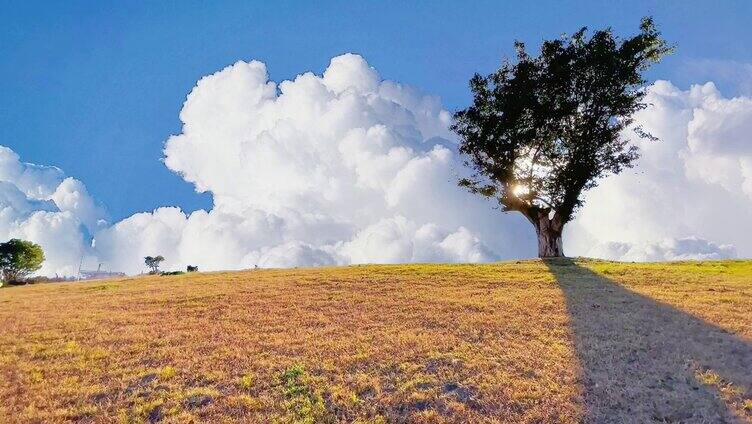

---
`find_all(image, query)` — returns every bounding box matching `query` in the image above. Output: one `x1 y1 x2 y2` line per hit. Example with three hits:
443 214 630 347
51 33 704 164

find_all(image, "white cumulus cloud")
0 147 104 276
567 80 752 261
93 54 525 274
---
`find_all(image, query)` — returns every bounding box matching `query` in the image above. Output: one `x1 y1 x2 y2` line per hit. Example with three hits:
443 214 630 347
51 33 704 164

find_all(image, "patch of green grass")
279 364 330 424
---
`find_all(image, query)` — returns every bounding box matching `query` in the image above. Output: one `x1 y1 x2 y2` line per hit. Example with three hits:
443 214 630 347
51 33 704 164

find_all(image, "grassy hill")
1 259 751 423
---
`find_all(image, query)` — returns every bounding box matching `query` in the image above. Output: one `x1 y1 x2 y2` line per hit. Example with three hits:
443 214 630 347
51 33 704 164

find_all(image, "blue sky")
2 0 752 221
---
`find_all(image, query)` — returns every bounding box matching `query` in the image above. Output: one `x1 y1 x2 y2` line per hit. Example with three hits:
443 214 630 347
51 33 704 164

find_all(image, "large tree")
0 239 45 283
452 17 671 257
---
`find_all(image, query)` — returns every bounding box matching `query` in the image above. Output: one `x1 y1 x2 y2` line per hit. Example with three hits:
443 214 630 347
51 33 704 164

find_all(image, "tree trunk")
534 213 564 258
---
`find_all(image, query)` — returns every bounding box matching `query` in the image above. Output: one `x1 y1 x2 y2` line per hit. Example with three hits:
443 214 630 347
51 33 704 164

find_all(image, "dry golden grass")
0 259 750 423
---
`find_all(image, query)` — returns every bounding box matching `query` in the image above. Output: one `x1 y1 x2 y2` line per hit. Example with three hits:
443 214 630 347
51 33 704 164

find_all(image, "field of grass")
1 259 751 423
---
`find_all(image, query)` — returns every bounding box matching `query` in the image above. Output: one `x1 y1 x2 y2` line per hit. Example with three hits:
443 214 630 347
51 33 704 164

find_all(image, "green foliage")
144 255 165 274
452 17 672 229
278 364 330 423
0 238 45 283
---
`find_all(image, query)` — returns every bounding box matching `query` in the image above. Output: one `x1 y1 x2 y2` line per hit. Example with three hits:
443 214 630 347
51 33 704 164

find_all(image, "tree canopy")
452 17 671 256
144 255 165 274
0 239 45 283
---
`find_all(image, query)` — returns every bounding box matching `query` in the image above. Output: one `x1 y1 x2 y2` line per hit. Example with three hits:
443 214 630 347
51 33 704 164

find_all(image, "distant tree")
144 256 165 274
452 17 671 257
0 239 45 284
186 265 198 272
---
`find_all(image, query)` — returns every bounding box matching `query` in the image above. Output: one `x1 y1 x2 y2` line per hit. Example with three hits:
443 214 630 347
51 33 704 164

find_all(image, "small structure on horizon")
79 263 125 280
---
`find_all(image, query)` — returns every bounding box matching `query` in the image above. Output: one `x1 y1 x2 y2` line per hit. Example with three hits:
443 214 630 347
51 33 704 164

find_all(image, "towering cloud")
1 55 751 275
94 54 527 274
568 81 752 260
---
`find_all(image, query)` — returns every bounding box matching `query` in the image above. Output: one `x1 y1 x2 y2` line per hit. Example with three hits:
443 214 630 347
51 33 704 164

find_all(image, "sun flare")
512 184 530 197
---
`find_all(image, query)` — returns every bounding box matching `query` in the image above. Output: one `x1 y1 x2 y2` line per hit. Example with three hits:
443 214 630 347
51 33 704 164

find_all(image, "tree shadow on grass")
545 258 752 423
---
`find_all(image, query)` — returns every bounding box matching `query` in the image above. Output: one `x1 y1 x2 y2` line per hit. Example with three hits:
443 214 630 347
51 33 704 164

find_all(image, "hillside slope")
1 259 751 423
